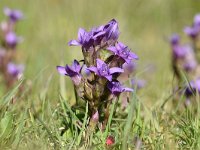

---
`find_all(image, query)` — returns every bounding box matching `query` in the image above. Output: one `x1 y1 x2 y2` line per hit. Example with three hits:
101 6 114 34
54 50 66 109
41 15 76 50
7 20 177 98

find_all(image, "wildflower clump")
57 19 138 129
169 13 200 104
0 7 24 88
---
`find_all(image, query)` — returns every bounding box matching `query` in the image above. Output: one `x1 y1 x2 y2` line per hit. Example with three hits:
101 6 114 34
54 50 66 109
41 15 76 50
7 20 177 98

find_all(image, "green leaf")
0 112 13 141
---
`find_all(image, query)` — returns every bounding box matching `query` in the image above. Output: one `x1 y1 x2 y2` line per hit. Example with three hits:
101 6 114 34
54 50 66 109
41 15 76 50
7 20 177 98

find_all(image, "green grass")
1 0 200 149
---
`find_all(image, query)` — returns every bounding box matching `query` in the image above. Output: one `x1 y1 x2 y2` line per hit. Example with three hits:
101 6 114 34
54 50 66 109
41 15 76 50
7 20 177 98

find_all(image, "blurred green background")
0 0 200 104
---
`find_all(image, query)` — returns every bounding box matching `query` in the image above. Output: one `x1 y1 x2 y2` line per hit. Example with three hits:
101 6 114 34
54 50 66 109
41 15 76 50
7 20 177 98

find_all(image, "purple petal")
96 59 105 69
104 75 112 81
194 14 200 26
129 51 139 60
72 60 81 72
71 75 82 86
57 66 67 75
123 87 134 92
78 28 86 42
87 66 98 74
68 40 80 46
117 42 126 49
3 7 11 16
109 67 124 74
107 46 117 53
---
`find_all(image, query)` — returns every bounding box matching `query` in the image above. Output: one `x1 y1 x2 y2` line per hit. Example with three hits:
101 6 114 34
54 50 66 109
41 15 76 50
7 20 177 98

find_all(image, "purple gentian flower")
57 60 82 86
107 42 138 64
185 78 200 97
183 59 197 72
122 62 137 74
194 14 200 26
101 19 119 45
5 32 20 48
68 28 95 50
184 26 200 39
171 42 192 59
68 19 119 49
131 79 146 89
87 59 123 81
170 34 180 46
4 7 23 22
7 63 24 78
107 81 133 96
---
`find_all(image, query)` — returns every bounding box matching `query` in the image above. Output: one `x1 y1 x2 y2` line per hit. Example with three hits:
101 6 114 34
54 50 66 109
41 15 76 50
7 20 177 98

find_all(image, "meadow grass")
0 0 200 149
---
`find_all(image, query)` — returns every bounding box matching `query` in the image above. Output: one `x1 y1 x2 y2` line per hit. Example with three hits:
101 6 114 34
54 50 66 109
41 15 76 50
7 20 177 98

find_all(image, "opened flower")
107 81 133 96
107 42 138 64
57 60 82 86
68 19 119 49
68 28 95 49
87 59 123 81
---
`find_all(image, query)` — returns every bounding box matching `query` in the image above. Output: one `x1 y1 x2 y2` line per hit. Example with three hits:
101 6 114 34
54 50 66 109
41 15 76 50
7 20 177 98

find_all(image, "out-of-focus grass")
0 0 200 149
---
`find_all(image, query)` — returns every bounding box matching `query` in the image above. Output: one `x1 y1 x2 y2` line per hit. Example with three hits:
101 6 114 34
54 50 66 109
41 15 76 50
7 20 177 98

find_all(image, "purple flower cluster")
170 34 197 74
184 14 200 39
57 19 138 125
170 13 200 102
0 7 24 88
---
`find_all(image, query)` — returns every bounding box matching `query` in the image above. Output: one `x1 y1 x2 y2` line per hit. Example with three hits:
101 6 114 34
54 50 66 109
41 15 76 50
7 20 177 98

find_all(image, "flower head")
7 62 24 79
131 79 146 89
68 19 119 49
183 59 197 72
107 42 138 64
170 34 180 46
194 14 200 26
87 59 123 81
4 7 23 22
57 60 82 86
185 78 200 97
107 81 133 96
171 43 192 59
184 26 200 39
68 28 95 50
5 32 21 48
101 19 119 45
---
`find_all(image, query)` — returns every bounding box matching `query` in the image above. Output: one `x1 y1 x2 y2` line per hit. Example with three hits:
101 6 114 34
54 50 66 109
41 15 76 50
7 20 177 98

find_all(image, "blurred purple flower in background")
131 79 146 89
87 59 123 81
185 78 200 97
7 62 24 79
57 60 82 86
107 42 138 63
170 34 180 46
5 32 20 48
122 62 137 74
0 7 24 88
4 7 23 22
194 14 200 26
107 81 133 96
184 14 200 39
183 59 197 72
184 26 200 39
